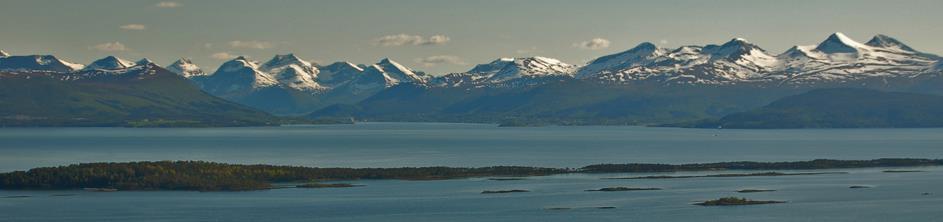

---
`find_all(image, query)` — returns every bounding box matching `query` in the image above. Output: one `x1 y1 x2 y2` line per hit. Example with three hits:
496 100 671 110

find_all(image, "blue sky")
2 0 941 74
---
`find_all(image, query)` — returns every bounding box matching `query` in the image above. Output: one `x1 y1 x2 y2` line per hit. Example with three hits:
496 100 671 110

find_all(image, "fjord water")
2 123 943 221
3 123 943 171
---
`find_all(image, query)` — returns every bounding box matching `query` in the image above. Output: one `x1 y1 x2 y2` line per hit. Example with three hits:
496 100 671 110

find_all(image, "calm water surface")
1 123 942 221
2 122 942 171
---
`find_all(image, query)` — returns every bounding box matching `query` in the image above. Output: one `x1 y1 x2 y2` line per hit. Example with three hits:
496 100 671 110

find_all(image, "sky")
2 0 941 75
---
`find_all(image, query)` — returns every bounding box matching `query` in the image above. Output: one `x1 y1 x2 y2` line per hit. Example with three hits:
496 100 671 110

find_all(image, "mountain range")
2 33 942 126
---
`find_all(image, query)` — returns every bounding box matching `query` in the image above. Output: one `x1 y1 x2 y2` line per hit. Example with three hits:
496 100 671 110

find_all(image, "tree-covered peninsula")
0 158 939 191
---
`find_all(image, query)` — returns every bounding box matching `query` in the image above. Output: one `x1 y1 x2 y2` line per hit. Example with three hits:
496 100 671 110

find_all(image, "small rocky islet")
695 197 786 206
585 187 661 192
736 189 776 193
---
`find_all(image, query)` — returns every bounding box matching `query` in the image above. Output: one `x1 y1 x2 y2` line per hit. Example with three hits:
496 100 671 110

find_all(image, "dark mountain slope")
0 65 280 127
309 78 799 125
682 88 943 128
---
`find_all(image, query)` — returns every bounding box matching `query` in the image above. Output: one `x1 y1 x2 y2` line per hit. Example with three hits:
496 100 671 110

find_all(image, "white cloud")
90 42 130 52
228 40 274 50
573 38 611 50
119 24 146 31
210 52 236 60
425 35 450 45
659 39 669 45
414 55 465 67
155 1 181 8
374 34 451 47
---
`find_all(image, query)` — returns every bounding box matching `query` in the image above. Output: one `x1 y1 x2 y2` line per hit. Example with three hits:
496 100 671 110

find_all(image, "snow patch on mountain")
0 50 9 57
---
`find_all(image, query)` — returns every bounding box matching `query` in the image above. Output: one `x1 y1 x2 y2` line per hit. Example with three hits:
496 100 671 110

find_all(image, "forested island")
0 158 939 191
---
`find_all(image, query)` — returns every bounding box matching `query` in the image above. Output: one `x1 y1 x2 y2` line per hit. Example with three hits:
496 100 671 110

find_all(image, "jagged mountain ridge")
579 33 941 85
431 56 577 87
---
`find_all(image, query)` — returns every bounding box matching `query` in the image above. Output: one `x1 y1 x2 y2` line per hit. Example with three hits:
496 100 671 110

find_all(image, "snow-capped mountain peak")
166 58 206 78
136 58 156 66
462 56 576 82
375 58 424 83
706 38 778 68
0 54 85 73
258 54 322 92
575 42 666 79
83 56 136 71
0 50 9 57
377 58 416 75
199 56 279 94
261 54 312 70
468 58 513 73
322 61 363 72
767 33 939 84
220 56 260 72
709 38 763 58
429 56 576 87
781 45 818 59
815 32 867 54
317 61 364 86
865 34 915 52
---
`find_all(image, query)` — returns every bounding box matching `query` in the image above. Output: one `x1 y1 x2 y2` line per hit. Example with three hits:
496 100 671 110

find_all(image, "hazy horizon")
2 0 942 74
